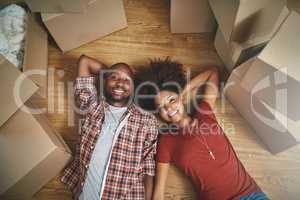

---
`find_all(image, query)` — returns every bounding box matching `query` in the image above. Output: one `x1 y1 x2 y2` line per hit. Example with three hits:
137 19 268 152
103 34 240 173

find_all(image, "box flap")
41 13 64 21
41 0 128 52
25 0 86 13
0 109 55 194
1 148 71 198
209 0 239 42
0 55 38 128
33 113 71 154
258 11 300 82
233 0 281 42
210 0 288 43
23 13 48 98
215 28 235 71
214 27 263 72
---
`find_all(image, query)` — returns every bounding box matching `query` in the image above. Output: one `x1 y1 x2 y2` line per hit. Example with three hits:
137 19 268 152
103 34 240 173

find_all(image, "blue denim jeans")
240 192 269 200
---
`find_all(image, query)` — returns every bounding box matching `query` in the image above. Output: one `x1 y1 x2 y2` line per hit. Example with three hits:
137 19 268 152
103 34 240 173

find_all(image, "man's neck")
106 100 128 108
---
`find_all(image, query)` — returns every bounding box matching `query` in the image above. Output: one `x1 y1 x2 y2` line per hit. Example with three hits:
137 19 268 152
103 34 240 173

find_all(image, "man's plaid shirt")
61 76 158 199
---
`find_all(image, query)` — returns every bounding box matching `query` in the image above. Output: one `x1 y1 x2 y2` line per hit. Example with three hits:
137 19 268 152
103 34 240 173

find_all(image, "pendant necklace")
196 132 216 160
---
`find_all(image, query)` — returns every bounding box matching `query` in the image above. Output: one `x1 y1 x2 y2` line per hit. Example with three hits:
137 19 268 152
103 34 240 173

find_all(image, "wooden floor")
32 0 300 199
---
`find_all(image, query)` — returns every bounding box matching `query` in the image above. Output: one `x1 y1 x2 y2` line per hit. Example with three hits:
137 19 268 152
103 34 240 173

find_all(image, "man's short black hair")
110 62 135 79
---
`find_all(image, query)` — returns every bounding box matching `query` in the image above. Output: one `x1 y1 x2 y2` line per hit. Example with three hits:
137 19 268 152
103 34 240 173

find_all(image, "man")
61 55 158 200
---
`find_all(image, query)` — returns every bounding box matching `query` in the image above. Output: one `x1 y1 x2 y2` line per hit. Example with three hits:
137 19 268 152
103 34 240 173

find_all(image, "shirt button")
90 145 94 150
81 182 84 186
85 164 89 169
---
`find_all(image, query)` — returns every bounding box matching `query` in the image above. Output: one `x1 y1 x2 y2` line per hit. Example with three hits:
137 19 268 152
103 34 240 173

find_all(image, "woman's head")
154 90 185 123
136 58 187 123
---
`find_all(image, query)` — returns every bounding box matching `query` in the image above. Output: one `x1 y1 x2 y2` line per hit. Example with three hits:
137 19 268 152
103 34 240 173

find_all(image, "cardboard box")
240 11 300 121
0 55 38 127
0 6 48 127
0 106 72 198
25 0 87 13
41 0 128 52
170 0 217 33
209 0 289 44
214 28 267 72
0 4 48 98
225 59 299 154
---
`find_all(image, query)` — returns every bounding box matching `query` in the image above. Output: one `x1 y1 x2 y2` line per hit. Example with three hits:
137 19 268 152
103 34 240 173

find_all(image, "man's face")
104 66 134 107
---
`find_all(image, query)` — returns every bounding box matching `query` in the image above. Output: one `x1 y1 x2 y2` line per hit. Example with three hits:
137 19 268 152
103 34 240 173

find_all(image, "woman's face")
155 90 185 123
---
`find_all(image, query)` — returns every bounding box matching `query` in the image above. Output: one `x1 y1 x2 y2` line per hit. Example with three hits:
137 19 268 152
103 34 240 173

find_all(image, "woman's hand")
180 68 219 108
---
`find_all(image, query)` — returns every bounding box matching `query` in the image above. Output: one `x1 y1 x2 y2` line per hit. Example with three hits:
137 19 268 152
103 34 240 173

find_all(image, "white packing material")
0 4 27 69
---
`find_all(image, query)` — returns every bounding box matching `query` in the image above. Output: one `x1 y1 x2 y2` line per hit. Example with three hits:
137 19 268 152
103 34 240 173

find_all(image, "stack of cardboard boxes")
0 0 129 198
0 2 72 197
225 11 300 153
170 0 299 153
210 0 289 72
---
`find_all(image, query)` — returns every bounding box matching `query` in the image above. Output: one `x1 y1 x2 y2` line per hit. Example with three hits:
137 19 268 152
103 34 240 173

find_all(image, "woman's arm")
181 68 219 108
144 175 154 200
152 163 170 200
202 69 219 109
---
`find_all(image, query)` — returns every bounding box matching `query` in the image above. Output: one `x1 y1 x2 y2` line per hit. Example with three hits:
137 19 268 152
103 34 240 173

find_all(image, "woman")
137 58 268 200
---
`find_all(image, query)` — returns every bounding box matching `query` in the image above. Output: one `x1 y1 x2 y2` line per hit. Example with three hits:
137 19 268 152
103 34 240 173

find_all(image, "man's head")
104 63 135 107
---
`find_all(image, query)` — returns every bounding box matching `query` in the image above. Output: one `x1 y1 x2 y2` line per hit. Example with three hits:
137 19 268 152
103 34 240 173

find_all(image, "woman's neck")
177 114 192 129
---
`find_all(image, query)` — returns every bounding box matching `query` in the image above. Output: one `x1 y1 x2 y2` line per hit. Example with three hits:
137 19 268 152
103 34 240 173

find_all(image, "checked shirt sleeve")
74 76 98 114
143 115 159 176
61 137 80 193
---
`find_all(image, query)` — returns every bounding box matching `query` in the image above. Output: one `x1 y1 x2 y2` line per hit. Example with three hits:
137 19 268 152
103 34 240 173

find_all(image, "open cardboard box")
225 12 300 153
170 0 217 33
214 28 267 72
209 0 289 44
0 103 72 198
41 0 128 52
0 4 48 126
25 0 88 13
0 2 48 98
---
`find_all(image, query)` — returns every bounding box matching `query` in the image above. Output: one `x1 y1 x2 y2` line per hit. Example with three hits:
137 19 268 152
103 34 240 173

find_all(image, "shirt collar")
101 98 138 115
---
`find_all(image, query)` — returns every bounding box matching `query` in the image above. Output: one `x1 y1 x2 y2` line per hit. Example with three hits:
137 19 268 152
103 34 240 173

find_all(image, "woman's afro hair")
135 57 187 111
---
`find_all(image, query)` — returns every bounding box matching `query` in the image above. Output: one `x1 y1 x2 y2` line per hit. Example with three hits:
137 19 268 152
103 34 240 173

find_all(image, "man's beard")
104 91 131 106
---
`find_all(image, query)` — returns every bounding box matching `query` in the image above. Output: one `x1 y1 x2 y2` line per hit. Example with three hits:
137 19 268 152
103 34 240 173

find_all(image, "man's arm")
74 55 107 114
77 54 108 77
143 115 158 200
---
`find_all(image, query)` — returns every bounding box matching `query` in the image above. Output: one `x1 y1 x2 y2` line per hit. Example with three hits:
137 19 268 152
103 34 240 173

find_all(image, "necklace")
197 134 216 160
191 119 216 160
